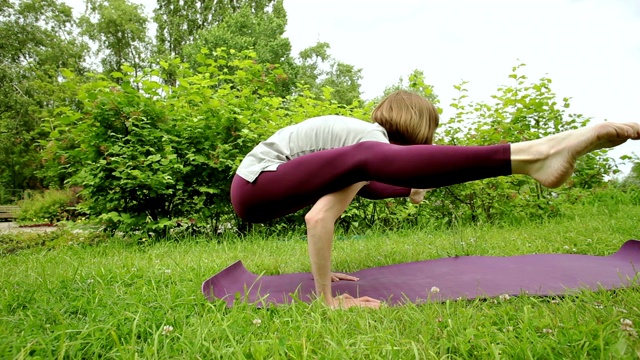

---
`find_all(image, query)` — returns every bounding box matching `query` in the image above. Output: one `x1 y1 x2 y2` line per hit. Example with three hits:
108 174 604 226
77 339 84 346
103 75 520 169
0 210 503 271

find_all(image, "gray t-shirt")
236 115 389 182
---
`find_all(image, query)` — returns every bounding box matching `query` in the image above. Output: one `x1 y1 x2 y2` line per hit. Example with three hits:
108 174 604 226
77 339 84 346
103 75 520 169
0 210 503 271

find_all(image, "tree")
45 49 371 234
154 0 278 60
79 0 151 76
0 0 87 193
295 42 363 106
182 0 295 95
374 69 439 105
427 64 614 224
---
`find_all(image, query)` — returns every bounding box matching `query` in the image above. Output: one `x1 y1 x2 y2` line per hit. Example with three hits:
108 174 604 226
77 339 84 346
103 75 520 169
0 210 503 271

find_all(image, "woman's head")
371 90 439 145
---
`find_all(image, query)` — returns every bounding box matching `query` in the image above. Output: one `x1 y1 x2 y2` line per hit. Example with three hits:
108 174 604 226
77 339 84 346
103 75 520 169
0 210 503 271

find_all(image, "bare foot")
511 122 640 188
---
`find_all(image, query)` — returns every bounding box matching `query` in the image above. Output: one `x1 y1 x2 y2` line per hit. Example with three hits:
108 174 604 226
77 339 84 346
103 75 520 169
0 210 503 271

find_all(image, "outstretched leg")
231 122 640 222
232 143 510 222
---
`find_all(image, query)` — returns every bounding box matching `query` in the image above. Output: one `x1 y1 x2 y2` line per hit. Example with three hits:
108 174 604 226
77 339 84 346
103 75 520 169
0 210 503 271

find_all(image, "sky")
68 0 640 173
282 0 640 172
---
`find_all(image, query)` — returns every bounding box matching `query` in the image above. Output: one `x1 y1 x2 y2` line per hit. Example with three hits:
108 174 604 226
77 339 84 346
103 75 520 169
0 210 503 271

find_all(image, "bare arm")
305 181 380 309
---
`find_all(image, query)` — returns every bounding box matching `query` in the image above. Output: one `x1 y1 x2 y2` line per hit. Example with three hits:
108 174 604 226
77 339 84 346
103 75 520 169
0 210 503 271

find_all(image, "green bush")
43 49 369 235
41 56 620 235
16 189 80 224
423 64 616 226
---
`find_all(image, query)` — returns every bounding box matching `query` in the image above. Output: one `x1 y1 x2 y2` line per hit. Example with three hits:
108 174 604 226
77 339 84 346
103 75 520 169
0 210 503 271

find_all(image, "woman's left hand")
331 272 359 282
409 188 433 204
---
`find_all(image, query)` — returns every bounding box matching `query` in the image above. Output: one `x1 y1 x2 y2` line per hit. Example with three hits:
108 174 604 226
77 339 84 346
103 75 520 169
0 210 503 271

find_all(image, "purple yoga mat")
202 240 640 307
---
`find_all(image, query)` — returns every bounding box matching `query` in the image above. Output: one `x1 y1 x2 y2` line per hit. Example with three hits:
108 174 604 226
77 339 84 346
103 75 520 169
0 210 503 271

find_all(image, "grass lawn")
1 200 640 359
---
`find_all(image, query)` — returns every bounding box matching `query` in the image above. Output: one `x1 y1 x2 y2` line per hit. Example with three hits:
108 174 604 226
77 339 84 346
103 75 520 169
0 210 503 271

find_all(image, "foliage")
182 4 364 102
16 188 81 224
424 64 617 225
295 42 364 106
183 0 294 97
0 189 23 205
616 155 640 190
153 0 278 60
44 49 369 234
1 0 368 206
3 0 623 235
79 0 152 76
374 69 440 105
0 0 88 191
41 57 623 234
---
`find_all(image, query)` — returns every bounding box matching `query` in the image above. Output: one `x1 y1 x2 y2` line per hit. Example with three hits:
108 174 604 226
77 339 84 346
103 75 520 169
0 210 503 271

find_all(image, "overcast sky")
283 0 640 170
68 0 640 171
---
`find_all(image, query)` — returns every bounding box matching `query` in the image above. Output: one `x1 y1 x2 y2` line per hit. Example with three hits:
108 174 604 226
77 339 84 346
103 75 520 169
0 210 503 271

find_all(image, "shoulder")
297 115 379 131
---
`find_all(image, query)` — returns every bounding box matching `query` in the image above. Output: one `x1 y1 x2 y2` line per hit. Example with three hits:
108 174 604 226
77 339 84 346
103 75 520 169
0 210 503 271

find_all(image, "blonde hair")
371 90 439 145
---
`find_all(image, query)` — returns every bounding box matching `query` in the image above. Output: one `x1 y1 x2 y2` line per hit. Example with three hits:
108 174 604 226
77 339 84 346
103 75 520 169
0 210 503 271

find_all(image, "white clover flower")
551 299 560 304
593 302 604 309
162 325 174 335
499 294 510 301
542 328 553 334
563 246 570 250
253 319 262 326
430 286 440 294
620 319 637 337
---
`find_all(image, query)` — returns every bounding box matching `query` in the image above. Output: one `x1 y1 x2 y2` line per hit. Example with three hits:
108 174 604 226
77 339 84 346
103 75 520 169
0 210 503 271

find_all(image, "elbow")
305 209 333 229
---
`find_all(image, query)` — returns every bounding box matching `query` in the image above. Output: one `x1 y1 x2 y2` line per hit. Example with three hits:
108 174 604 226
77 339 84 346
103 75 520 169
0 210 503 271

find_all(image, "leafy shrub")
42 55 620 235
423 64 616 225
44 49 369 234
16 188 80 224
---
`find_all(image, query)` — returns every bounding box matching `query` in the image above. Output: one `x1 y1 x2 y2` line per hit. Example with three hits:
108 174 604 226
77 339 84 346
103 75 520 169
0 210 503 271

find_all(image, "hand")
409 188 432 204
331 294 381 309
331 272 359 282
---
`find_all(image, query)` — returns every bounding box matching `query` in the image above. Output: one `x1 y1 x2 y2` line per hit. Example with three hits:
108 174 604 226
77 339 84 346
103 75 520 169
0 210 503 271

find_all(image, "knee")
352 141 387 153
349 141 390 167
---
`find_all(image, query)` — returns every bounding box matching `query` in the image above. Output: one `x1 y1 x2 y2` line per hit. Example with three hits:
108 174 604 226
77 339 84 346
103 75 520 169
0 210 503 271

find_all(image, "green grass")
1 200 640 359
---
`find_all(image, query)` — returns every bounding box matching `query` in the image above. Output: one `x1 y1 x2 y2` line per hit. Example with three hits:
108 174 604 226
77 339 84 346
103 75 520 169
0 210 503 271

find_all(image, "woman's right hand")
330 294 382 309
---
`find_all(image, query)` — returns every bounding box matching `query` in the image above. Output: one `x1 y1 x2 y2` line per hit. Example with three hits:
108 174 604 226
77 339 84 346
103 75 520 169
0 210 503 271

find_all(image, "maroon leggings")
231 141 511 223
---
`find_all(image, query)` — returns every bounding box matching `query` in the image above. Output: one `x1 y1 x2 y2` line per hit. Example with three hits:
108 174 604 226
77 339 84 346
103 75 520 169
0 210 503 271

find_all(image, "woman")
231 90 640 309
